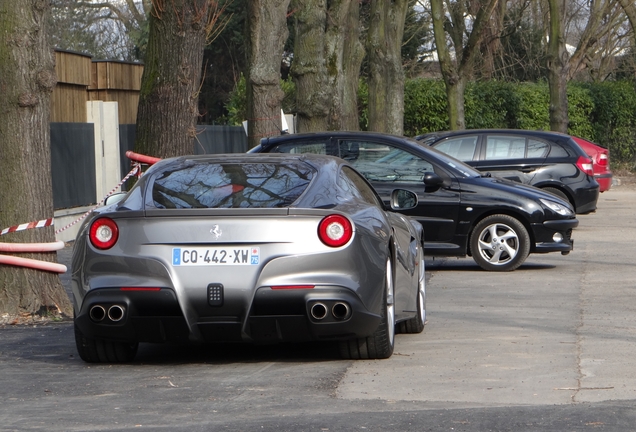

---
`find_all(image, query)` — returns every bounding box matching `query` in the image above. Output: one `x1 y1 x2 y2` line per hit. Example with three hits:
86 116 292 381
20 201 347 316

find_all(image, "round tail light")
89 217 119 249
318 214 353 247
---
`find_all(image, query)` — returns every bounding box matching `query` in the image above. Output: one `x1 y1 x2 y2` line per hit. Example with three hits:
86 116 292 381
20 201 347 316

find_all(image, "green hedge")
226 75 636 165
401 79 636 165
576 81 636 164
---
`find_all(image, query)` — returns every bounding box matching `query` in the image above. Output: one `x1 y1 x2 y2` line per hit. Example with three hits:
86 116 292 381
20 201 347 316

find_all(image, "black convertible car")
250 131 579 272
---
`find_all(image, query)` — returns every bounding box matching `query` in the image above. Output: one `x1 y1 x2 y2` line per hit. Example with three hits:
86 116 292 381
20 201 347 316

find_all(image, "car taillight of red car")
572 136 613 192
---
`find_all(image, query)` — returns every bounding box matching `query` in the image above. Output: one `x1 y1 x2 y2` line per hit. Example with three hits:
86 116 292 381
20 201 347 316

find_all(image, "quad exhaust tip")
89 304 126 323
310 303 328 320
309 301 351 321
332 302 351 320
89 305 106 322
108 305 125 322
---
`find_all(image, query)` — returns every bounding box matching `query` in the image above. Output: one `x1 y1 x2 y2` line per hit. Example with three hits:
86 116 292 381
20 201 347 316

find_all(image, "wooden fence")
51 49 142 124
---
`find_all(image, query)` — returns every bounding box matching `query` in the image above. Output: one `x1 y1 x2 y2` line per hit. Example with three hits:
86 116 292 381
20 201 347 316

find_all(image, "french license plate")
172 247 260 266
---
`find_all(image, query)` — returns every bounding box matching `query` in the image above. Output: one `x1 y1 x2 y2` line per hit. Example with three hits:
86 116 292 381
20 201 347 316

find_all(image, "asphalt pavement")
2 181 636 431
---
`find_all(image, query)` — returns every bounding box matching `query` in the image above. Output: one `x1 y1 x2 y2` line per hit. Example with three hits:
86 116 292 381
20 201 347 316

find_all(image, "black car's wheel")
542 187 571 205
397 256 426 334
470 215 530 272
74 321 138 363
340 258 395 359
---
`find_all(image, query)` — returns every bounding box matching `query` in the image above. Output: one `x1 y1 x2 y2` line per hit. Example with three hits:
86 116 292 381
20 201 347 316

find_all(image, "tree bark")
0 0 73 320
366 0 408 135
618 0 636 47
246 0 291 149
546 0 569 133
134 0 212 158
292 0 364 133
431 0 499 131
326 0 364 131
291 0 329 132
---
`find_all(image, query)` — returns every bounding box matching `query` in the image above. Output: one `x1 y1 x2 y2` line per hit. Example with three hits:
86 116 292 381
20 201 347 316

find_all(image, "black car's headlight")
540 198 574 216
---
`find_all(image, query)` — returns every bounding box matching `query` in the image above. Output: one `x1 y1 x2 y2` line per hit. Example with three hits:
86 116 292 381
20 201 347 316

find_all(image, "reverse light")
318 214 353 247
597 152 609 167
89 217 119 250
576 156 594 176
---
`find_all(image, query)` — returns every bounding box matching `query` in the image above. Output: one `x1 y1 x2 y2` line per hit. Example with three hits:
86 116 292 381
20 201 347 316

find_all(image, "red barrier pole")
125 150 161 165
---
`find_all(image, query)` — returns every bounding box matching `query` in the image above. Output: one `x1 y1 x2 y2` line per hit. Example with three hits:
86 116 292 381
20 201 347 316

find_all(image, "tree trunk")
366 0 408 135
445 76 467 131
134 0 211 158
292 0 363 133
0 1 72 321
291 0 329 133
246 0 291 149
618 0 636 48
431 0 499 131
546 0 569 133
326 0 364 131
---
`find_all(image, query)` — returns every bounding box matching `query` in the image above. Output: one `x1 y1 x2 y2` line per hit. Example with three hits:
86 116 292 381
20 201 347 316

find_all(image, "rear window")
271 140 329 155
151 161 314 209
434 136 478 161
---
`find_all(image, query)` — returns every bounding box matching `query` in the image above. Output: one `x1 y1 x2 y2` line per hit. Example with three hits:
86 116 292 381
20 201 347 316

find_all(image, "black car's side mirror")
104 192 127 206
423 172 444 192
390 189 418 210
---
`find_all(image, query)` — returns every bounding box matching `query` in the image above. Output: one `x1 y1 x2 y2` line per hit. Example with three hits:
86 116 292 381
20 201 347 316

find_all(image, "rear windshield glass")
151 161 314 209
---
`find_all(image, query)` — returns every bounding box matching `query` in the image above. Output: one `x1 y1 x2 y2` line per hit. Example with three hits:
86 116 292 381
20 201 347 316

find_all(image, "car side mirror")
423 172 444 192
104 192 127 206
390 189 418 210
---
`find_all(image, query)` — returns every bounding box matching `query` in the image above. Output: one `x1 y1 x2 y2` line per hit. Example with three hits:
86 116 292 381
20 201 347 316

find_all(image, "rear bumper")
74 286 381 345
572 183 600 214
595 173 613 193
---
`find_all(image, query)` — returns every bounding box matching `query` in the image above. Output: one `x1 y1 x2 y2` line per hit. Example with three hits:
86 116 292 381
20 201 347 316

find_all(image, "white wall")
86 101 121 203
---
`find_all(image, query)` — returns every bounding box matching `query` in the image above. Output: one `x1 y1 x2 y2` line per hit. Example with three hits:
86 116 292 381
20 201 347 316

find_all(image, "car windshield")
151 161 314 209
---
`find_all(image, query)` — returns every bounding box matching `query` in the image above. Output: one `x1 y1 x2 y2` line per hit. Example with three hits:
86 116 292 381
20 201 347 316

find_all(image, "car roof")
260 131 423 147
151 152 345 171
416 129 573 140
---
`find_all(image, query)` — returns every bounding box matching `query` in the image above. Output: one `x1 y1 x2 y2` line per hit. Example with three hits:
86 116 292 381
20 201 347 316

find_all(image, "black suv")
251 131 579 271
416 129 599 214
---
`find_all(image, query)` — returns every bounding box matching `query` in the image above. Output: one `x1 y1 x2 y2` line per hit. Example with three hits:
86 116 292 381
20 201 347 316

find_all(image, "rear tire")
340 258 395 359
74 321 138 363
543 187 570 205
397 257 426 334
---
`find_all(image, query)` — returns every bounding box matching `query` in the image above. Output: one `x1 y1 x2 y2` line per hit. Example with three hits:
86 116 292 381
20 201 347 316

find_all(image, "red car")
572 136 613 192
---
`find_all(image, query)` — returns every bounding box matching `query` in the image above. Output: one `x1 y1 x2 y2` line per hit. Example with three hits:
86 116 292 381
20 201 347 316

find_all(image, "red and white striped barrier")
1 151 161 273
53 162 141 235
0 159 147 273
1 218 53 236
